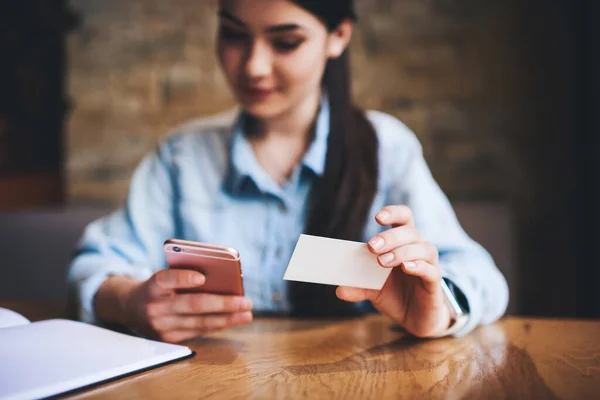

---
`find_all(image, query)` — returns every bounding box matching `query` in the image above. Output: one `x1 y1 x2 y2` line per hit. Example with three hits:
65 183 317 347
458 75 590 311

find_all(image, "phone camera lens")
173 247 181 253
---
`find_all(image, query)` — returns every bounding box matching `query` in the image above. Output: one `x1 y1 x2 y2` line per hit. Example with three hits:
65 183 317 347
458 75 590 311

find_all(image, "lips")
243 87 275 101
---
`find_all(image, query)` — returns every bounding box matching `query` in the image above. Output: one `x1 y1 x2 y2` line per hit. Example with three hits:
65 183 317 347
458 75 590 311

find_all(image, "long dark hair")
289 0 380 316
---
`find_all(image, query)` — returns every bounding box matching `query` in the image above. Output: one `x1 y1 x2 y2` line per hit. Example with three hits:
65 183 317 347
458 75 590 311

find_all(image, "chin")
240 99 288 120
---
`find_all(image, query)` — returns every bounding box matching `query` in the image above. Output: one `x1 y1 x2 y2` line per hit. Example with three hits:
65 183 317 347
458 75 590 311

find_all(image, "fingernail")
368 236 384 250
379 252 394 265
237 311 253 322
403 261 417 270
377 210 390 222
191 274 204 285
237 297 253 310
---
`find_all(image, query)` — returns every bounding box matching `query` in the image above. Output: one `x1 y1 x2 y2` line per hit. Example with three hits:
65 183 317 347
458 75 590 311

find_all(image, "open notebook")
0 307 194 400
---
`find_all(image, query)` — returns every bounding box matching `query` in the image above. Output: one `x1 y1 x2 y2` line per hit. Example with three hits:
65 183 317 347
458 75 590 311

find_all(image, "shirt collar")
223 94 330 196
301 93 330 176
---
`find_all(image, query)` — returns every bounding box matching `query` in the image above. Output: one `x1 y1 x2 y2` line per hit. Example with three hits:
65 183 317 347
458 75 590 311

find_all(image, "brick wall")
66 0 535 205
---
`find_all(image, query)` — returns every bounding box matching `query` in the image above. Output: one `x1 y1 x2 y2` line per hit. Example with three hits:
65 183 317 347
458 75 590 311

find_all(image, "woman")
68 0 508 343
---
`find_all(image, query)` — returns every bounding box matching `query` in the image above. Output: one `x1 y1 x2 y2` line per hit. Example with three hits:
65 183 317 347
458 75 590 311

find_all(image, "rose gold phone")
164 239 244 296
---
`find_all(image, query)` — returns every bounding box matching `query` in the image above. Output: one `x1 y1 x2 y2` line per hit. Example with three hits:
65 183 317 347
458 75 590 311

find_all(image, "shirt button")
272 292 282 302
278 201 287 212
275 247 283 258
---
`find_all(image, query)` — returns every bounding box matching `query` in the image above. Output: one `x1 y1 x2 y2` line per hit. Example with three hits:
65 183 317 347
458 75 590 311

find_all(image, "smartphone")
164 239 244 296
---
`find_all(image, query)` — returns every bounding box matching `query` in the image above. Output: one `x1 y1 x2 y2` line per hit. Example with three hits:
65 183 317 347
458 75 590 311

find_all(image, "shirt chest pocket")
178 196 267 258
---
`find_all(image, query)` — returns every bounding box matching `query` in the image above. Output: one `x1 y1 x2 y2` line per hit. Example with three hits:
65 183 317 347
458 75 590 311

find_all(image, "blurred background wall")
66 0 522 204
1 0 598 318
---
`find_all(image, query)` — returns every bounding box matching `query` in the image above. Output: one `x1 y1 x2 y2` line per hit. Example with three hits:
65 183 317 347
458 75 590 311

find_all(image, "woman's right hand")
98 269 253 343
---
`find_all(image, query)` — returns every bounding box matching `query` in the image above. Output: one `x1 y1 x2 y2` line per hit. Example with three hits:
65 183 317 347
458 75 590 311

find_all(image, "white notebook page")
0 318 192 400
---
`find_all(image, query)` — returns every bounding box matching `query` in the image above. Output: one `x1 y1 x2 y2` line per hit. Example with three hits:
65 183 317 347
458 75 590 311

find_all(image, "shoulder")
364 110 424 184
365 110 422 153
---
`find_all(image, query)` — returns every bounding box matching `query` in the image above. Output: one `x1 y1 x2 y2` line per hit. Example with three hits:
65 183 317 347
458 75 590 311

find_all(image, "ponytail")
288 50 379 317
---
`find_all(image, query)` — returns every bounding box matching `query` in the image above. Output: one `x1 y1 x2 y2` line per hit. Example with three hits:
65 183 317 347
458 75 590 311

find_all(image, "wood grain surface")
2 301 599 399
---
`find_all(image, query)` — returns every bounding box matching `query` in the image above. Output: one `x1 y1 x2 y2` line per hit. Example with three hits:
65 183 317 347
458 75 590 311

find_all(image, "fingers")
174 294 253 314
150 269 205 295
154 312 254 343
149 293 253 316
401 260 442 293
369 205 441 294
336 286 378 303
367 225 421 254
160 331 198 343
141 292 254 343
375 205 415 228
152 311 253 333
375 242 439 268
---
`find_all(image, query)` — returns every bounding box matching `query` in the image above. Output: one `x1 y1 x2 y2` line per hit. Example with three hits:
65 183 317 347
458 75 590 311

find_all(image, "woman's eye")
219 27 249 42
273 39 303 52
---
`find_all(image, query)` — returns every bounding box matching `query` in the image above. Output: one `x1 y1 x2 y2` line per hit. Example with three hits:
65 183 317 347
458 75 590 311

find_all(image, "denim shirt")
68 99 508 337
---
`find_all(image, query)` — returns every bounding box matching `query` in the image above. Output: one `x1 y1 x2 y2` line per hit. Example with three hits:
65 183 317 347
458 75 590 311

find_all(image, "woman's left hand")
336 205 452 338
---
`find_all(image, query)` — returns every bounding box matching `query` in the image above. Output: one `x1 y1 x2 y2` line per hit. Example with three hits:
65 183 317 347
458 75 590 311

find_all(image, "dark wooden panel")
0 0 78 207
574 0 600 318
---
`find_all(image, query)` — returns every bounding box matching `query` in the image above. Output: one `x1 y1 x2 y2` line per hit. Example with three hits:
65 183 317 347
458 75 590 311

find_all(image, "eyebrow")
218 10 305 33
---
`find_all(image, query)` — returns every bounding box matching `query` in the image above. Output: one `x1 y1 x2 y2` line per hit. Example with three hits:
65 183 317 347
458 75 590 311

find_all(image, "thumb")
149 268 205 297
336 286 378 303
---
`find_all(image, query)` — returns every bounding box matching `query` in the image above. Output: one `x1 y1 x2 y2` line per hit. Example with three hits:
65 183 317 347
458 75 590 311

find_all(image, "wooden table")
2 301 600 399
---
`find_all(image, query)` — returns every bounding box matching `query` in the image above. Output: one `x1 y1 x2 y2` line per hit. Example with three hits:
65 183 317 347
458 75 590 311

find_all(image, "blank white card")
283 234 391 290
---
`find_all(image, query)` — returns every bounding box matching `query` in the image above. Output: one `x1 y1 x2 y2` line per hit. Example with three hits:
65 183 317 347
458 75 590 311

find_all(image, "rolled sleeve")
73 256 153 325
67 144 177 325
438 249 509 337
385 120 509 336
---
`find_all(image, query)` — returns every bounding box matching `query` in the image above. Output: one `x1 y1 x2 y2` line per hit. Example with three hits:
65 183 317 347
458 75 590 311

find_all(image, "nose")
244 40 272 80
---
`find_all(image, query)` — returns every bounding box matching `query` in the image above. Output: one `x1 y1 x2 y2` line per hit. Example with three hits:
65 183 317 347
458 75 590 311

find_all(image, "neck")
252 90 321 141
